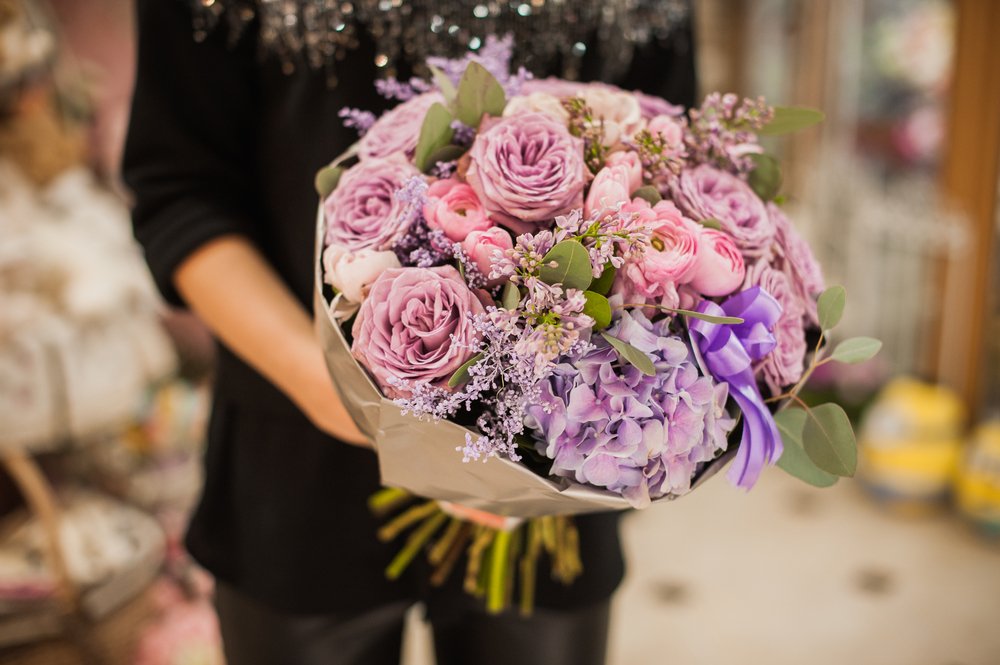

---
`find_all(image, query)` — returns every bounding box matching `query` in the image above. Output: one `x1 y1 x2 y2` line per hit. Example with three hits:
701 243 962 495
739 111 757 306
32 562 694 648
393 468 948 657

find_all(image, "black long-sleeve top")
123 0 697 614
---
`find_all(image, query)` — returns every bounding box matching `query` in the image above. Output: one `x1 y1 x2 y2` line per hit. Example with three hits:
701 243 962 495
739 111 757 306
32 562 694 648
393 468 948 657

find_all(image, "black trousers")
214 581 611 665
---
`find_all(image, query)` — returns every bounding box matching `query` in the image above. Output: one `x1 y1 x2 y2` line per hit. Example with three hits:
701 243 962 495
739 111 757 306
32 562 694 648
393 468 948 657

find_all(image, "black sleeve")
122 0 261 307
618 10 698 109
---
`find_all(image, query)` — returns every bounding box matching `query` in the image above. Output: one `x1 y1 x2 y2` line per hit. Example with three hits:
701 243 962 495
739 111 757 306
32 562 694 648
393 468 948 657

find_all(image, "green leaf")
582 291 612 329
429 64 457 106
699 218 723 231
601 332 655 376
589 264 616 296
759 106 826 136
501 282 520 310
423 144 467 173
631 185 662 206
803 403 858 477
672 308 744 325
454 62 506 127
314 165 343 198
775 408 839 488
747 153 782 201
447 352 484 388
537 240 593 291
817 285 846 332
413 103 455 172
829 336 882 364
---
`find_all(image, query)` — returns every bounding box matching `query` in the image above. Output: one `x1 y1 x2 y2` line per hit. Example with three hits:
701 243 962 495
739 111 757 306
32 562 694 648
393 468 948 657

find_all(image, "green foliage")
601 332 655 376
537 240 593 291
631 186 662 206
447 352 484 388
589 264 617 297
501 282 520 310
423 144 467 172
414 103 455 172
774 408 839 487
582 291 612 329
698 218 724 231
454 62 506 127
314 165 343 198
429 64 457 105
817 285 846 332
760 106 825 136
803 403 858 477
748 153 782 201
830 337 882 364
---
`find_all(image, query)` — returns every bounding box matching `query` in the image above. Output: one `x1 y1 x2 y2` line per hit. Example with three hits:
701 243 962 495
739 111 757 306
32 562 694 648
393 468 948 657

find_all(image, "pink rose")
322 245 400 303
324 157 419 251
619 200 701 303
580 86 643 146
422 178 493 242
687 229 746 297
352 266 485 398
466 112 586 232
770 204 824 325
647 114 684 149
744 261 807 394
462 227 514 287
358 92 444 161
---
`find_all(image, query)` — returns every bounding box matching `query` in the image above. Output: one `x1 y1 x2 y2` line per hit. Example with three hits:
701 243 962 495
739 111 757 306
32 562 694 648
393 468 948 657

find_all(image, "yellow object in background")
858 377 965 511
955 420 1000 535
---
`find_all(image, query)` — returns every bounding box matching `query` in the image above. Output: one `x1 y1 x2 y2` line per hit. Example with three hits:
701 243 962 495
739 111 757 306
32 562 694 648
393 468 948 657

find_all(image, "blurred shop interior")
0 0 997 663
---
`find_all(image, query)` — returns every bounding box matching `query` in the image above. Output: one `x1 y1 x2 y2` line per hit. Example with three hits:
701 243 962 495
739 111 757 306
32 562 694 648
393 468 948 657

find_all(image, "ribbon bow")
690 287 783 489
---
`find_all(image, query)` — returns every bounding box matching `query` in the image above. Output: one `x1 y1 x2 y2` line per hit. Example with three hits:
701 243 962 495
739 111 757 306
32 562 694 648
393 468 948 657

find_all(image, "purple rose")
465 112 586 232
524 309 736 508
743 261 806 395
671 165 775 257
358 93 444 161
351 266 485 398
770 204 825 325
324 157 419 251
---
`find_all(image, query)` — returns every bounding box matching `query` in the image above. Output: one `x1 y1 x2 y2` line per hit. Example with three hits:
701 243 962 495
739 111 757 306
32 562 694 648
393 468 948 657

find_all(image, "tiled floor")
404 472 1000 665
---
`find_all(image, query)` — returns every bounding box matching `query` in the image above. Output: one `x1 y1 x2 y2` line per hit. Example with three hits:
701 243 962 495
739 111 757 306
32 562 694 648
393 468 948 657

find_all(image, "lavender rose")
671 165 775 257
465 112 586 232
743 261 807 394
324 157 419 251
770 204 825 325
351 266 485 398
358 92 444 161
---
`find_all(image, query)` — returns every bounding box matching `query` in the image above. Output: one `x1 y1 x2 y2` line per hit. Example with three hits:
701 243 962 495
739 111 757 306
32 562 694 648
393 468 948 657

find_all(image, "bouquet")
314 39 881 613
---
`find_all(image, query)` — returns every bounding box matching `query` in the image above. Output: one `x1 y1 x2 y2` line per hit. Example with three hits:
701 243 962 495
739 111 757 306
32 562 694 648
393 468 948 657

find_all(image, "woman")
123 2 697 663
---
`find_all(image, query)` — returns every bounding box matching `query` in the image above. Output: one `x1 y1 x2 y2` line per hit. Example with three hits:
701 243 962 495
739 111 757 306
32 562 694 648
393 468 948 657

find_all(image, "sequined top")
192 0 690 84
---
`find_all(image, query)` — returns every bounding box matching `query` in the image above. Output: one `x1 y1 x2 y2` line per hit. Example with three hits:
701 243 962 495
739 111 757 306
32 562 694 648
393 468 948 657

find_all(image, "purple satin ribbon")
690 287 783 489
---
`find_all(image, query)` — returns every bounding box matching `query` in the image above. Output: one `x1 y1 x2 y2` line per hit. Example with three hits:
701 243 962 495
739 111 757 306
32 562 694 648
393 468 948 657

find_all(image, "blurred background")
0 0 997 663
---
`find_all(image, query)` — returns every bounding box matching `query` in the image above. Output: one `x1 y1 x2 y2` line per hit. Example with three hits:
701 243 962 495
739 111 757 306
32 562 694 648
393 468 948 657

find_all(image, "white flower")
503 92 570 124
580 86 643 146
322 245 400 303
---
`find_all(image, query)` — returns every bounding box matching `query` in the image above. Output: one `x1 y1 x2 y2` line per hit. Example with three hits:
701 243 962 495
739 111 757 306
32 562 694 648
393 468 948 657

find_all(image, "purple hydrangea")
525 309 736 508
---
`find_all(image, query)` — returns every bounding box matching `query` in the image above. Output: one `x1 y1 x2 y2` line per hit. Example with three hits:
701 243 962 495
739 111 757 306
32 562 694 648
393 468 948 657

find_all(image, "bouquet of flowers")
314 39 881 612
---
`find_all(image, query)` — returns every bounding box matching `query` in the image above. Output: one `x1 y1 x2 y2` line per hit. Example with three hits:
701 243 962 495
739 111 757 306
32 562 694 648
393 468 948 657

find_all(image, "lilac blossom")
685 93 774 174
426 34 531 98
524 309 737 508
375 76 433 101
338 107 377 135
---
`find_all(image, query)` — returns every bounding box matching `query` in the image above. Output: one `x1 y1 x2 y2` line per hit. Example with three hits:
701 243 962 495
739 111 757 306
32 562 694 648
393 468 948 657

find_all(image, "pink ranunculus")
462 227 514 287
687 229 746 297
770 204 825 325
605 151 643 192
422 178 493 242
585 159 638 219
351 266 485 398
465 112 586 232
324 157 419 251
358 92 444 161
619 199 701 302
744 260 807 394
581 86 643 146
671 164 775 257
646 114 685 150
322 245 400 303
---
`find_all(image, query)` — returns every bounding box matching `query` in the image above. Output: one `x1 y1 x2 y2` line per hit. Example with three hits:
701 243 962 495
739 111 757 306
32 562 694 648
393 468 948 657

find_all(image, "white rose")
322 245 400 303
581 86 643 146
503 92 570 124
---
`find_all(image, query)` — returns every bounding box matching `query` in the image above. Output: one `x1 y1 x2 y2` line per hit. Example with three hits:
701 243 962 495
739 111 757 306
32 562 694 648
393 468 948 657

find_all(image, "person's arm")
123 0 366 445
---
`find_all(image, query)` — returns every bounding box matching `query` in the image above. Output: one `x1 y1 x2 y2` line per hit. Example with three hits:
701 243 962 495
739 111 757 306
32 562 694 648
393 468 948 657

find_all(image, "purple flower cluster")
685 93 774 174
338 107 377 135
525 309 736 507
375 76 433 101
426 34 531 98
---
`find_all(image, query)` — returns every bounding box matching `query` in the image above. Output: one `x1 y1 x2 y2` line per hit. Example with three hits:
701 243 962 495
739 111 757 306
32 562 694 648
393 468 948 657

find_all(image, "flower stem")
486 529 512 614
385 511 447 580
367 487 412 518
377 501 439 542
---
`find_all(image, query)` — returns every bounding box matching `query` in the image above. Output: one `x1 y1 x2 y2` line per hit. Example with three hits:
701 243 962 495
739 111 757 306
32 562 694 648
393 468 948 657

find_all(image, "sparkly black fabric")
123 0 696 613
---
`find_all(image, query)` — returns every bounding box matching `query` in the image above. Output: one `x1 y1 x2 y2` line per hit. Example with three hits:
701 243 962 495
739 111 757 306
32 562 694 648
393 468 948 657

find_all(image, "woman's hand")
174 235 371 449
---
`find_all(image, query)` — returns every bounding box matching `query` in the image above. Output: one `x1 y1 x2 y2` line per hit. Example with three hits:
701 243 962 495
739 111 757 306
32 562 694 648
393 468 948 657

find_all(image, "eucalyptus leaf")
583 291 612 329
447 352 484 388
423 144 467 172
631 185 662 206
803 403 857 477
501 282 520 310
601 332 655 376
775 408 839 488
671 308 744 325
830 336 882 364
314 165 343 198
590 264 616 296
454 62 506 127
699 218 723 231
760 106 826 136
429 64 457 105
748 153 782 201
414 103 455 172
538 240 593 291
817 285 846 332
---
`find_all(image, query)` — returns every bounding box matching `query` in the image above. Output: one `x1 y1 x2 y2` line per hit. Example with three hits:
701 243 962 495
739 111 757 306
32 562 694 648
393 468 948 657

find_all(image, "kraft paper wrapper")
314 207 734 518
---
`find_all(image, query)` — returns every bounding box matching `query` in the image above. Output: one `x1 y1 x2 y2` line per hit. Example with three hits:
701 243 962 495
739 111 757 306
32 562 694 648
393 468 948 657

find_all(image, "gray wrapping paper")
314 207 734 518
